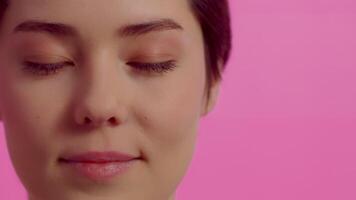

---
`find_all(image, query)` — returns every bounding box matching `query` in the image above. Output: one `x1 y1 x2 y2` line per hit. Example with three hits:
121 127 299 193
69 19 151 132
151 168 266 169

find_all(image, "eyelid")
24 54 71 62
128 52 175 60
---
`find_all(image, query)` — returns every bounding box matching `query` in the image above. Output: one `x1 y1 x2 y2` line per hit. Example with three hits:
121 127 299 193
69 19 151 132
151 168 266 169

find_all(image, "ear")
0 94 4 122
0 103 3 121
200 78 221 117
0 99 2 121
0 105 3 121
200 59 224 117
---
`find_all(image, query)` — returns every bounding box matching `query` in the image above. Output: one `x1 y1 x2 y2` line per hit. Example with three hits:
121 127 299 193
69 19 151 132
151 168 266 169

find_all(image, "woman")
0 0 231 199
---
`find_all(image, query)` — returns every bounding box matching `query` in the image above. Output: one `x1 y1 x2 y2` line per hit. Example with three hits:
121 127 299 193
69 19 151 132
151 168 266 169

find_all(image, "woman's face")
0 0 220 199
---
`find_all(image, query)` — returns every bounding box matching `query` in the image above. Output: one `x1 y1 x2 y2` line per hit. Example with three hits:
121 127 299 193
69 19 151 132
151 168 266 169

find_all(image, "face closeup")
0 0 220 200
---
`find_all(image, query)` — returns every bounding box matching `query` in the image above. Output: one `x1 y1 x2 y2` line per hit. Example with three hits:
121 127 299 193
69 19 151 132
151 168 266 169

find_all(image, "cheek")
0 78 62 167
136 57 206 151
0 86 71 200
131 58 206 194
0 77 69 193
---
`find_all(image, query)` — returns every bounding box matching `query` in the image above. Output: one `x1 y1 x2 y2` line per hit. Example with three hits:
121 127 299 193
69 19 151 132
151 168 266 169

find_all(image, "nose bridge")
73 45 129 128
84 45 122 91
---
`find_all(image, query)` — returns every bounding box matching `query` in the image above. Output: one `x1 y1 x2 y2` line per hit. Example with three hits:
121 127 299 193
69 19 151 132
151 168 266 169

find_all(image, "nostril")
108 117 118 125
81 116 119 126
84 117 91 124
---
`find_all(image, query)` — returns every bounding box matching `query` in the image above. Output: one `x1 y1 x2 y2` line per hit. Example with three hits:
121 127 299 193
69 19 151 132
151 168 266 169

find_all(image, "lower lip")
59 159 139 181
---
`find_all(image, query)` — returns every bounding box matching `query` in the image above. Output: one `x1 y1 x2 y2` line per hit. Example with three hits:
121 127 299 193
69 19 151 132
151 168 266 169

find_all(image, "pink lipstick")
59 151 140 181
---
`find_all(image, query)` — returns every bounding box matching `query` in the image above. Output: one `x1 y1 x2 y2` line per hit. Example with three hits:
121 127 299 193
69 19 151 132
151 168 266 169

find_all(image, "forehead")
6 0 193 24
2 0 200 41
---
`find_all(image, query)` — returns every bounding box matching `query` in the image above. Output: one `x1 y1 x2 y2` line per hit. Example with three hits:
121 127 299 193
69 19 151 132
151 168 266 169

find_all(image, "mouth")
58 151 140 162
58 151 141 181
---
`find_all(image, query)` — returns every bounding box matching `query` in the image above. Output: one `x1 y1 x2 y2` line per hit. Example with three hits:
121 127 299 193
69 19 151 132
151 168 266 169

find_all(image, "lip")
58 151 141 181
59 151 139 163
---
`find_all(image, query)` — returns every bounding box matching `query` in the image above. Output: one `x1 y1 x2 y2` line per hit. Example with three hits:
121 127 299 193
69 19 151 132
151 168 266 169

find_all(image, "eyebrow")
12 18 184 38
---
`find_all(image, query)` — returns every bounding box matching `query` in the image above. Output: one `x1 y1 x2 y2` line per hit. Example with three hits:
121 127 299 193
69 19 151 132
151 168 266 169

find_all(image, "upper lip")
59 151 139 163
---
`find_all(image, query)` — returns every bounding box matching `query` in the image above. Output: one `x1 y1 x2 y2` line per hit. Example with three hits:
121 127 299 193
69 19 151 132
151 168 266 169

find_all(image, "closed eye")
22 61 74 76
22 60 177 76
127 60 177 74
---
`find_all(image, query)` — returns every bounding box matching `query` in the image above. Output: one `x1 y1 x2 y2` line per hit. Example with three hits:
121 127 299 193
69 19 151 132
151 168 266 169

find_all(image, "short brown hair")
190 0 232 102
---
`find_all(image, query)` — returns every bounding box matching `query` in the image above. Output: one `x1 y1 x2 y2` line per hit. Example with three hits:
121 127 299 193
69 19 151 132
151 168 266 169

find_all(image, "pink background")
1 0 356 199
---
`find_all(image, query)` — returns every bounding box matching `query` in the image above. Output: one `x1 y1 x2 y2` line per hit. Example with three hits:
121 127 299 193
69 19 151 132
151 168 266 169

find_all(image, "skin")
0 0 221 200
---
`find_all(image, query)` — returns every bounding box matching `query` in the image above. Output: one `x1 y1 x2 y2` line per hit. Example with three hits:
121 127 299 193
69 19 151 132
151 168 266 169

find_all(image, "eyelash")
22 60 177 76
22 61 73 76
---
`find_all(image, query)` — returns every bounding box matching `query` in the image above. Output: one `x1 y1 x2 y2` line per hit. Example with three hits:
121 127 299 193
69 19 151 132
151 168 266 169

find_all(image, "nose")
74 82 129 128
73 52 129 129
75 102 124 128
